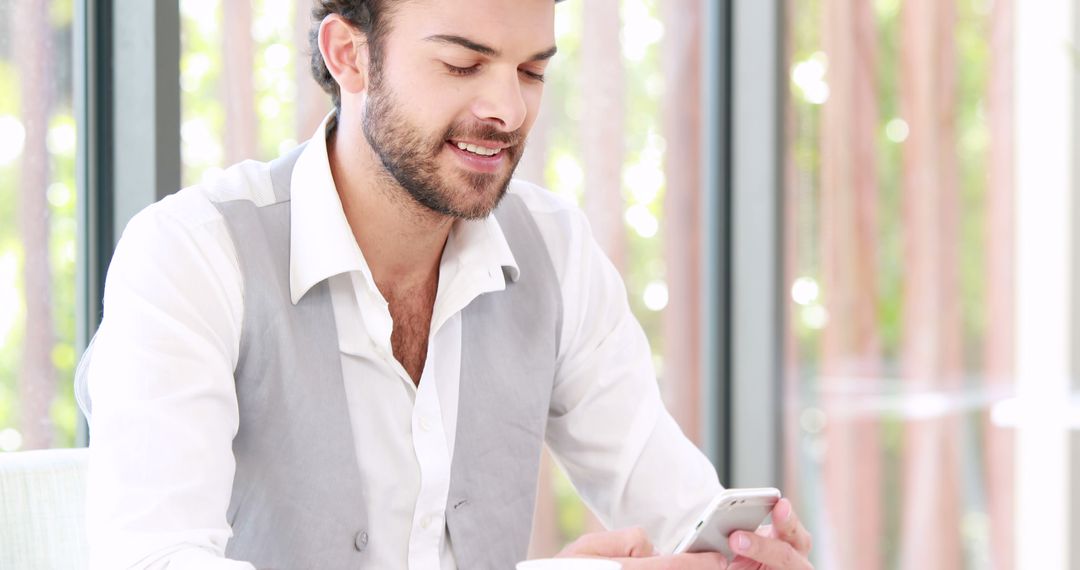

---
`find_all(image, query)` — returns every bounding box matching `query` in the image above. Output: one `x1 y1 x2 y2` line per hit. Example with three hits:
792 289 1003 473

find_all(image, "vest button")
354 530 369 552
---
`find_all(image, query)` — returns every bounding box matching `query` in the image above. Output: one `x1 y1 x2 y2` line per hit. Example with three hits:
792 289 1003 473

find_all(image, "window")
781 0 1077 567
0 0 80 451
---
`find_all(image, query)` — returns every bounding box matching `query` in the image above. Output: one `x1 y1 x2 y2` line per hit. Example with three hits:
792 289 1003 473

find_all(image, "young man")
81 1 813 568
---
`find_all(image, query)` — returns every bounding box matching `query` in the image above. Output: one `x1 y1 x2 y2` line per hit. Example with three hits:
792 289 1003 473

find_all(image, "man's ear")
318 14 372 96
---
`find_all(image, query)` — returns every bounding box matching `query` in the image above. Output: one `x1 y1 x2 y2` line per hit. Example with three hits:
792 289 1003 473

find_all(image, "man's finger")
729 530 813 570
770 499 812 555
608 527 654 557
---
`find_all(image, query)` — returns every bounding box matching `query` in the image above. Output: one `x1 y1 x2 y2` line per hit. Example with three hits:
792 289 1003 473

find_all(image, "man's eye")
445 63 480 76
521 69 546 83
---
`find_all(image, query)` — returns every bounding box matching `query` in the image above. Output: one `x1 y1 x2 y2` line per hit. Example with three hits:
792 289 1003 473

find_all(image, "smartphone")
671 487 782 558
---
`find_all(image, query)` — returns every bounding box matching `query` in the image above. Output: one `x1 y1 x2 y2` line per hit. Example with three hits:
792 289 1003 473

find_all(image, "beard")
361 75 526 220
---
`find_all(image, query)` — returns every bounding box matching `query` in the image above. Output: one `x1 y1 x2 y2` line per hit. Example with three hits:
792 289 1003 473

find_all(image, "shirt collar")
444 208 521 285
288 111 520 305
289 112 367 304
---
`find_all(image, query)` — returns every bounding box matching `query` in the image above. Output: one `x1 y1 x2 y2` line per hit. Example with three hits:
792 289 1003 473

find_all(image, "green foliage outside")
0 2 78 450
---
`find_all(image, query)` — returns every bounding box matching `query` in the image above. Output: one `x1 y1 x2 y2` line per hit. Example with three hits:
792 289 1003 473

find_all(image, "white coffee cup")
516 558 622 570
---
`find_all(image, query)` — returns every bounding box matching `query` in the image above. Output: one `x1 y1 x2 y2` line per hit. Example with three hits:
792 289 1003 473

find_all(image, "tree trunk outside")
581 0 626 271
898 0 964 567
781 0 802 522
984 0 1015 567
223 0 258 163
660 0 703 446
15 0 57 451
295 0 330 141
819 0 884 567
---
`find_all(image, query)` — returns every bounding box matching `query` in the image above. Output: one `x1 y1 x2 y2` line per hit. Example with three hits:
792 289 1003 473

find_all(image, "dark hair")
308 0 566 110
308 0 394 110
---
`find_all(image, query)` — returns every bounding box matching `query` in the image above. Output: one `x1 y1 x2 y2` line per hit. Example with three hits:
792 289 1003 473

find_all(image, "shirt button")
354 530 369 552
419 417 432 432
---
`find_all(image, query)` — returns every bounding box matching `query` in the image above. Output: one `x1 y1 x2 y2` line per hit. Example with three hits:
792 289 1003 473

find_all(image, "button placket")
406 343 453 569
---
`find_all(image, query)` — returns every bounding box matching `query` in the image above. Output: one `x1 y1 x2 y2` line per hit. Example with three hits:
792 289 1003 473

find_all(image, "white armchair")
0 448 89 570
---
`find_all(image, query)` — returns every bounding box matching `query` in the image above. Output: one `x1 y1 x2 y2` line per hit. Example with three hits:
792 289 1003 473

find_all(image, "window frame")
718 0 785 487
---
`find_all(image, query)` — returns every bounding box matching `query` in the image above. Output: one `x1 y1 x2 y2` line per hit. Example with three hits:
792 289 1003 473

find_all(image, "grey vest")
214 146 563 569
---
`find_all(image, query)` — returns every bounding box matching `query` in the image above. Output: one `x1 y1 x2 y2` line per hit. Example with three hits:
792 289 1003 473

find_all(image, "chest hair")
384 279 438 386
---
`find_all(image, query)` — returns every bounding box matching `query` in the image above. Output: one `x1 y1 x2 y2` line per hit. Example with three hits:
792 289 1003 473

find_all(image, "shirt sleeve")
541 205 722 555
83 193 256 570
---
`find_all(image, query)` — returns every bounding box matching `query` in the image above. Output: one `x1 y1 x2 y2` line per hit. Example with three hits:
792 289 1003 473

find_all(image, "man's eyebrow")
529 45 559 62
425 34 500 57
425 34 559 62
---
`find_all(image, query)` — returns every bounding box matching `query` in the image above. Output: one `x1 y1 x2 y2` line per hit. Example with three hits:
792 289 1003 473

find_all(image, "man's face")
360 0 556 220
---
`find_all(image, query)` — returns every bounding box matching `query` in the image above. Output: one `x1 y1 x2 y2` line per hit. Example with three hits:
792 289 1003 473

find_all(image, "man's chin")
448 172 512 218
447 193 507 220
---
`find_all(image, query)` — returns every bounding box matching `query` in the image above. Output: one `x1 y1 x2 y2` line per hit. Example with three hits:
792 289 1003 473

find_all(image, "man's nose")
472 69 529 132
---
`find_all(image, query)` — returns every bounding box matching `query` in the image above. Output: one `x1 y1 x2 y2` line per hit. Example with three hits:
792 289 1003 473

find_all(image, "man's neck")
327 112 452 290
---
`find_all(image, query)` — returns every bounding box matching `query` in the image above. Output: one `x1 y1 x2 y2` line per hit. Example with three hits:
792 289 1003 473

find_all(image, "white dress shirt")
84 114 721 569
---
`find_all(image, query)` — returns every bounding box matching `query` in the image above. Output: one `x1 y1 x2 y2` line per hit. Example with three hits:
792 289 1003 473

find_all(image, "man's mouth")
450 140 505 157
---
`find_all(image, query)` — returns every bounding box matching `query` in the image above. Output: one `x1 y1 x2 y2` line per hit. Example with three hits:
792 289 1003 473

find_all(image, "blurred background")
1 0 1077 568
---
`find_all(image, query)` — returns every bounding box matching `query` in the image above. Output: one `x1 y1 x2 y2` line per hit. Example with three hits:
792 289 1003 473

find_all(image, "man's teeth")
455 141 501 156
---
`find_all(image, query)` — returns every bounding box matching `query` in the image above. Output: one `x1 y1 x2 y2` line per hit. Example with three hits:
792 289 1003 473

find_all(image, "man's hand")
726 499 814 570
557 527 727 569
554 499 813 569
558 526 656 558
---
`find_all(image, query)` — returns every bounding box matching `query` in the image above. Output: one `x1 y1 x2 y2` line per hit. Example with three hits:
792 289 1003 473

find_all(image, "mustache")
443 123 524 147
